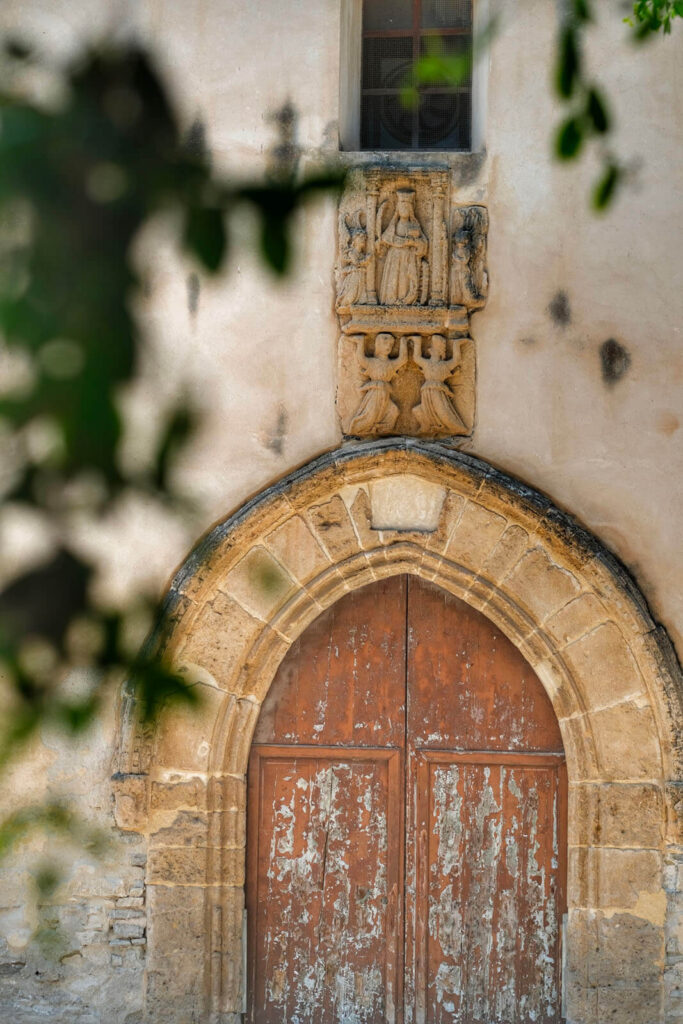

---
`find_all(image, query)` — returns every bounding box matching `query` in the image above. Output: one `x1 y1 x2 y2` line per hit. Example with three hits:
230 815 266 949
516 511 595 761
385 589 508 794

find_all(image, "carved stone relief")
336 169 487 439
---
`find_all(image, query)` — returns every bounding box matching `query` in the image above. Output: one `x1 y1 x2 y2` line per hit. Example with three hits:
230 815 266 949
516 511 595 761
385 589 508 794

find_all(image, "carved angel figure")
349 333 408 435
412 335 466 434
337 210 371 308
377 189 429 306
449 206 488 308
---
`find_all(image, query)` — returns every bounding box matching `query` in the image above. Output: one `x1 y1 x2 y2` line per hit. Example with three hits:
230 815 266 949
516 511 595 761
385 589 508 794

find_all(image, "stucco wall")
0 1 681 1021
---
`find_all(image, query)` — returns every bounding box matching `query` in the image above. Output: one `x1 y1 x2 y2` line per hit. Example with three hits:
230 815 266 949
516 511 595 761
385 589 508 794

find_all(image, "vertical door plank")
406 577 564 752
413 755 565 1024
248 748 402 1024
406 577 566 1024
253 575 407 748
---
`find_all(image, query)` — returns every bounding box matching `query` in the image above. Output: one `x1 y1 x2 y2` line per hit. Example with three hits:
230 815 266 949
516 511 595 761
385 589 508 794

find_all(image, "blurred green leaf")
586 88 610 133
556 26 581 98
556 116 585 158
592 161 622 209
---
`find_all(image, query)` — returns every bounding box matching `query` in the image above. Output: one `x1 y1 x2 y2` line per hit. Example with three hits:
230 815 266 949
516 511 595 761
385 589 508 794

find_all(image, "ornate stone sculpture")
335 169 487 439
412 335 467 434
349 333 408 435
449 205 488 309
376 189 429 306
336 210 370 308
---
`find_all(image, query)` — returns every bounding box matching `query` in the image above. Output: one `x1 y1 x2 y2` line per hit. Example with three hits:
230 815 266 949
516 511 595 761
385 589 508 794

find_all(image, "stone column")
429 174 448 306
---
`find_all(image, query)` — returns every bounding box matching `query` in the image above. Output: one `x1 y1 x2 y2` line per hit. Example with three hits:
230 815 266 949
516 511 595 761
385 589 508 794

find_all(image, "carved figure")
468 205 489 300
349 333 408 435
411 335 466 434
337 210 370 308
449 206 488 308
376 189 429 306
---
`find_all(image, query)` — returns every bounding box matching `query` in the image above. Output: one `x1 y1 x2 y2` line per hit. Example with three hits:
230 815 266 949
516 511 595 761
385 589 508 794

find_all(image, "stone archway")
112 441 682 1024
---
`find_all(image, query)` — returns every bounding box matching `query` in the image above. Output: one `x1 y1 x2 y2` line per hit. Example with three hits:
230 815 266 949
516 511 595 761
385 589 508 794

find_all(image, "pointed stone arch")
113 441 682 1024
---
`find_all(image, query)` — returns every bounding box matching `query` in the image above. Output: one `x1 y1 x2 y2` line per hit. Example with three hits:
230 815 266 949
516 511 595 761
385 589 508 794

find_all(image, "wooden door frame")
111 441 681 1024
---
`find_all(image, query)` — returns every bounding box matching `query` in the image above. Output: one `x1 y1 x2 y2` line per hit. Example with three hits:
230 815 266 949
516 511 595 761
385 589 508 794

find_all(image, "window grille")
360 0 472 151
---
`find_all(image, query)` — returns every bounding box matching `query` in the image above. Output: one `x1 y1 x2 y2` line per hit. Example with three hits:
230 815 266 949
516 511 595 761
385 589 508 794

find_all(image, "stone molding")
113 441 682 1024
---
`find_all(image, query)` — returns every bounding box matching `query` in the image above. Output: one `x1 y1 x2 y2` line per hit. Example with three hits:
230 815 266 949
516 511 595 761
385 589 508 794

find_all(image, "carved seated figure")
349 333 408 435
377 189 429 306
412 334 466 435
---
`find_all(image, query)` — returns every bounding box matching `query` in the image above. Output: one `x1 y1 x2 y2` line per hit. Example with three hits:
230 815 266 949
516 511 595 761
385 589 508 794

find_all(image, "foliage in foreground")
0 44 341 782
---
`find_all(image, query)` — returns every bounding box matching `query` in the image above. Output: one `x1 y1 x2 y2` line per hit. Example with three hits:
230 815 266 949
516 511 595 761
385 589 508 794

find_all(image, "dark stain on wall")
187 272 200 316
548 291 571 327
263 405 288 456
600 338 631 386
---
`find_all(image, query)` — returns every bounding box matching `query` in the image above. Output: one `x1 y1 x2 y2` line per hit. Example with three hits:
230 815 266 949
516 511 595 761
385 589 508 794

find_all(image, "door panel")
247 576 567 1024
248 748 402 1024
253 575 407 748
409 753 566 1024
406 577 564 752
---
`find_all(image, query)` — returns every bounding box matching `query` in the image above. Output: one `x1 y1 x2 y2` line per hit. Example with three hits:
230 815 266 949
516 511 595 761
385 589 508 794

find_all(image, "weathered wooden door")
247 576 566 1024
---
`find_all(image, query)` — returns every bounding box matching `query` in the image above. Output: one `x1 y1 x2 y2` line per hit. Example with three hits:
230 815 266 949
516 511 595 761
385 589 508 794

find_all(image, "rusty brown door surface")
247 576 566 1024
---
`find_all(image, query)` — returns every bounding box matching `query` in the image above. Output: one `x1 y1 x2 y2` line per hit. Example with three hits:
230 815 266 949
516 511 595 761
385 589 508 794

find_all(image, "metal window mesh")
420 0 472 29
360 1 472 151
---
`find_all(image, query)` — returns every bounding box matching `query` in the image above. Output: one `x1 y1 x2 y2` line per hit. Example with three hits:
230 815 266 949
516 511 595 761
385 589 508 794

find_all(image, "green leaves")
0 46 342 779
592 161 623 211
627 1 683 36
556 117 584 158
556 26 581 99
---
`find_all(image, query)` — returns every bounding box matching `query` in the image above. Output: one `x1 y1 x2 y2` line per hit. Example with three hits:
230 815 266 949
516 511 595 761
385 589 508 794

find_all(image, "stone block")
147 847 208 886
564 622 645 710
265 514 330 583
596 984 661 1023
480 524 530 583
544 593 609 647
207 775 247 812
150 808 245 850
444 500 507 572
150 810 209 848
112 774 148 833
116 896 144 909
347 487 376 550
155 683 228 771
150 776 208 812
369 475 446 531
564 984 598 1023
112 920 145 940
305 495 361 562
147 846 244 886
588 912 663 985
597 848 662 909
220 546 297 622
424 489 466 552
505 547 581 623
146 884 205 961
569 783 664 847
177 593 262 690
221 698 261 774
569 847 662 910
590 701 663 780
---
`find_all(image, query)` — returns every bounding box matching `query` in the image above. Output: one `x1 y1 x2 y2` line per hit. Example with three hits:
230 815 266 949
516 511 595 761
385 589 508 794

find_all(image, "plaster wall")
0 1 680 1022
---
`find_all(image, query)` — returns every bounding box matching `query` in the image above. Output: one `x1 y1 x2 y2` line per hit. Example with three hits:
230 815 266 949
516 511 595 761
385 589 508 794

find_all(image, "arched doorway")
247 575 567 1023
112 442 680 1024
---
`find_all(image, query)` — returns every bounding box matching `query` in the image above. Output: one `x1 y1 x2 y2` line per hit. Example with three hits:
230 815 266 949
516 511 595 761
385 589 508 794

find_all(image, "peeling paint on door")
247 576 566 1024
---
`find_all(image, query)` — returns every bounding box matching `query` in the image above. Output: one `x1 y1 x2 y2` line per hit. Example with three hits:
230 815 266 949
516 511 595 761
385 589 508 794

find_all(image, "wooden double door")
247 576 566 1024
